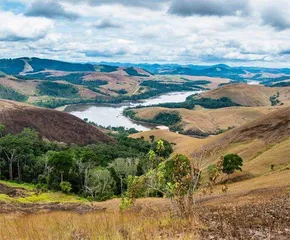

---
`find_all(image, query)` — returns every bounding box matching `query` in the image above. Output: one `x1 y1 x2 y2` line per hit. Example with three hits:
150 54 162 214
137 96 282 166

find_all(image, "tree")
152 139 173 159
222 154 243 179
0 128 39 181
48 151 75 185
121 154 202 216
86 168 115 200
109 158 139 194
207 158 223 185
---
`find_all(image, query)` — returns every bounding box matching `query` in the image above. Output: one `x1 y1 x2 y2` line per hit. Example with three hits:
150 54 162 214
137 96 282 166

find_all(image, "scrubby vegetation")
0 84 28 102
37 82 79 98
270 92 281 106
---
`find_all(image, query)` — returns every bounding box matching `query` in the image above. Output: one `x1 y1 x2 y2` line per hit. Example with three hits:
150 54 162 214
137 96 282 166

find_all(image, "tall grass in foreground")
0 211 201 240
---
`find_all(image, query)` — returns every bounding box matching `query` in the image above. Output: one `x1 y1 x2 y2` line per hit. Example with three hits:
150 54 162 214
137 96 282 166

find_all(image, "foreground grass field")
0 170 289 239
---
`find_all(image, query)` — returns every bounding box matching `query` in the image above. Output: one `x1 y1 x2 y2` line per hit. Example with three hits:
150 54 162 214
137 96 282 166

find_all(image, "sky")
1 0 290 67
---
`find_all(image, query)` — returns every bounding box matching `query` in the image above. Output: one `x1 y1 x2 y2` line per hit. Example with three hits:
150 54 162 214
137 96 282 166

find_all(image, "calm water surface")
65 91 199 131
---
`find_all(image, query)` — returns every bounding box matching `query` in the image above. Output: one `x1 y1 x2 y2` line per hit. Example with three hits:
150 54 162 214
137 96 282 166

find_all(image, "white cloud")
0 10 53 41
2 0 290 67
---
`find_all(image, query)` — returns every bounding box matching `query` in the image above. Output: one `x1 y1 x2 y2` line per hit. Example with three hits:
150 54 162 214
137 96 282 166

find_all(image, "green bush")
59 181 72 194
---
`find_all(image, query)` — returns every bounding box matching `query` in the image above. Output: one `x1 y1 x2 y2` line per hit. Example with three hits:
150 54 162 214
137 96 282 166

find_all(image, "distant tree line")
37 82 79 98
0 84 28 102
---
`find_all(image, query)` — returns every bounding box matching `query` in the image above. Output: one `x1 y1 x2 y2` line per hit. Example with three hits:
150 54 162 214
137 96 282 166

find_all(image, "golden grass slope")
132 106 290 178
133 105 278 135
200 83 290 106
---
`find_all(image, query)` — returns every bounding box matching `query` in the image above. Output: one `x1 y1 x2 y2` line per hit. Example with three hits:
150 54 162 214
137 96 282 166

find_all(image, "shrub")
59 181 72 194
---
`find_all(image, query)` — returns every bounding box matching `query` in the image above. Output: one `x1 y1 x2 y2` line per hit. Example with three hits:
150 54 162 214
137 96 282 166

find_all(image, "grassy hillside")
200 83 290 106
132 106 290 179
131 106 277 136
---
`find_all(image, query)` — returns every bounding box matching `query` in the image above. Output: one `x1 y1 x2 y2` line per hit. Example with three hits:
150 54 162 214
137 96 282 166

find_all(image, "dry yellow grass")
134 105 277 134
132 106 290 179
0 169 289 240
131 129 206 156
199 83 290 107
0 211 202 240
0 77 37 95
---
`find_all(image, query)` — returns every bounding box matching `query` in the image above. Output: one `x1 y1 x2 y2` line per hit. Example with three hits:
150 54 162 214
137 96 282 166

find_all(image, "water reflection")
65 91 199 131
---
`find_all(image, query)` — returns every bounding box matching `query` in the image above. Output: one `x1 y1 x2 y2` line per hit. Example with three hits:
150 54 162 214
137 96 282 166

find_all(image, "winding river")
64 91 200 131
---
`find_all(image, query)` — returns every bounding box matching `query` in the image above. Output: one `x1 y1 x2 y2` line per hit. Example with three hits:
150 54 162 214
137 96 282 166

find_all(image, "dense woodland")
0 125 173 200
37 82 79 98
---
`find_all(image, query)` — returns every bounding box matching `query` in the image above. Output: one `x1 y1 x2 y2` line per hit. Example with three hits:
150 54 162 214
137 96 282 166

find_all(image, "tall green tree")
0 128 39 181
48 151 75 186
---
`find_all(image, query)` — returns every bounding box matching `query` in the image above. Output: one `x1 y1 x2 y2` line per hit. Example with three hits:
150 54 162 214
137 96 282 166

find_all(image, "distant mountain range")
1 57 290 80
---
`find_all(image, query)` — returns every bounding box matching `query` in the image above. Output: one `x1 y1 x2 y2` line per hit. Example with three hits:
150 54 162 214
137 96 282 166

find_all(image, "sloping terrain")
130 129 204 156
132 106 277 136
200 83 290 106
0 100 113 145
132 106 290 178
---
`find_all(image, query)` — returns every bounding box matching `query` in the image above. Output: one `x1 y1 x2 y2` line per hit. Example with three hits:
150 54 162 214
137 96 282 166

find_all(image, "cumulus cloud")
260 6 290 30
3 0 290 67
25 1 79 20
0 10 53 41
64 0 169 9
168 0 250 17
93 19 122 29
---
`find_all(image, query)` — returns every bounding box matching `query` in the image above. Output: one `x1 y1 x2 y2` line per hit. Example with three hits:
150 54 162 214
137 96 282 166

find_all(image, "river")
64 91 200 131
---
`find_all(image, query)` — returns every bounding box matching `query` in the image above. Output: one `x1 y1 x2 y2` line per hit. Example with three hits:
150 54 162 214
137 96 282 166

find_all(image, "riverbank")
64 91 199 131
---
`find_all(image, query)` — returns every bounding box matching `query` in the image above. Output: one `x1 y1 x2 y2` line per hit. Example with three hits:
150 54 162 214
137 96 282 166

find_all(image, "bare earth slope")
0 100 113 145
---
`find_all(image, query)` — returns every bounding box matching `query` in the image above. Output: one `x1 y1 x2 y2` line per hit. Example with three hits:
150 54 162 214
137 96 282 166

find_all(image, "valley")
0 58 289 240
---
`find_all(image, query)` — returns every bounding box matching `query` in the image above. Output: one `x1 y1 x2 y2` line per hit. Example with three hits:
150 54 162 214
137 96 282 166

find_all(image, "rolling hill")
0 100 114 145
199 83 290 107
132 106 278 136
132 106 290 178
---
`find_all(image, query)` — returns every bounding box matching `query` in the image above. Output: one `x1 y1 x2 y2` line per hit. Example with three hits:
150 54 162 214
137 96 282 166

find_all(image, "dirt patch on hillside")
0 202 105 215
0 184 28 198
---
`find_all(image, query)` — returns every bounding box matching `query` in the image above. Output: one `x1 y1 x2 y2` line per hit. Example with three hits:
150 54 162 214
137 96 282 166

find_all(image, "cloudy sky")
1 0 290 67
